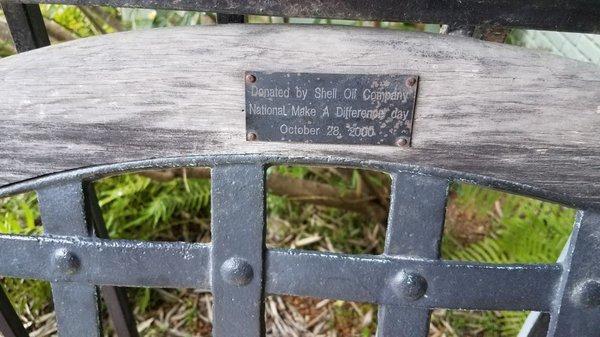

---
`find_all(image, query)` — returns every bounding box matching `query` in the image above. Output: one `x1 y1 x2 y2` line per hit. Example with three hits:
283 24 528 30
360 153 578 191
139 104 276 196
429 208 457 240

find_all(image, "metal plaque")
244 71 418 146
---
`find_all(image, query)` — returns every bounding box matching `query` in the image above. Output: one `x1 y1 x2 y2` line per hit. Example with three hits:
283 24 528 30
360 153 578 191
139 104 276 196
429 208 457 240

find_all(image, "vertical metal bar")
547 210 600 336
211 164 265 337
376 172 449 337
519 233 573 337
0 1 49 52
37 181 102 337
84 183 139 337
98 287 138 337
216 13 245 24
0 285 28 337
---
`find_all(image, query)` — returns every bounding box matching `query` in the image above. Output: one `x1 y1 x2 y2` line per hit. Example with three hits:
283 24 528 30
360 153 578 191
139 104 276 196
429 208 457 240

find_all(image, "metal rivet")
245 74 257 83
220 257 254 286
391 270 427 301
246 132 258 141
395 138 408 146
405 76 417 87
52 248 81 275
574 280 600 307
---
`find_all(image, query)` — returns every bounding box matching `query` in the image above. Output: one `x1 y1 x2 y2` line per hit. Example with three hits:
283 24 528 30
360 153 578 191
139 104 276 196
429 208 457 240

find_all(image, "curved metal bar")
0 154 589 211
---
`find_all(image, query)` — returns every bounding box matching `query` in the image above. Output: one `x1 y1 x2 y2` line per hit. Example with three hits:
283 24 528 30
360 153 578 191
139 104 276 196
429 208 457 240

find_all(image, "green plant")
0 192 41 235
442 183 575 265
434 183 576 337
95 173 211 242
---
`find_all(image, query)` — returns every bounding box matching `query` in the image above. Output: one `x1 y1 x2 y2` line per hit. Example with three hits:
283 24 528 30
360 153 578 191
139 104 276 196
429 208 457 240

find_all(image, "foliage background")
0 6 589 337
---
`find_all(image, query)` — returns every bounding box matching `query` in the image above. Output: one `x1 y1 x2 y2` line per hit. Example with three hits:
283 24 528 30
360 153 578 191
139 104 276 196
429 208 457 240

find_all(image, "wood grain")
0 25 599 207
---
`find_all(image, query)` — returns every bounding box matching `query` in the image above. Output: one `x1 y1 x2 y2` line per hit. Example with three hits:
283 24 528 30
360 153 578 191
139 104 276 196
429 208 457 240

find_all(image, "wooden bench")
0 1 599 336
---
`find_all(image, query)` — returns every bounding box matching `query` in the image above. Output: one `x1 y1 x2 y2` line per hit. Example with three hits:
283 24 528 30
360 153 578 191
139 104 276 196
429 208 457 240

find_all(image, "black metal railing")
0 155 597 337
1 0 599 52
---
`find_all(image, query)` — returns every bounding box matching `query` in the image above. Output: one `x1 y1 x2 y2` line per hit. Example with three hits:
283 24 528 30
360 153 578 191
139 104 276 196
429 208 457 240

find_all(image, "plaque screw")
406 77 417 87
245 74 257 83
246 132 258 141
221 257 254 286
52 248 81 275
395 138 408 146
391 270 428 301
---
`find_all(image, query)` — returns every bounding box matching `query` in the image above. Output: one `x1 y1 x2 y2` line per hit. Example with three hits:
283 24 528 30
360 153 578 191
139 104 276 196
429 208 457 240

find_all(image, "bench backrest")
0 2 599 337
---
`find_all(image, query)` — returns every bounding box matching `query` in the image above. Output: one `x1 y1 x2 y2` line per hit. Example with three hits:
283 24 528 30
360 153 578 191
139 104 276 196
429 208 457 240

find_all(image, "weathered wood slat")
0 25 599 207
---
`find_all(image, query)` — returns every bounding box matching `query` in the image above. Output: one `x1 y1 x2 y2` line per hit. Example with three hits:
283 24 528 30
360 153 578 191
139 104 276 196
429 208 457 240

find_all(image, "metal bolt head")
221 257 254 286
391 270 427 301
245 74 257 83
246 132 258 141
405 76 417 87
395 138 408 147
52 248 81 275
574 279 600 307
